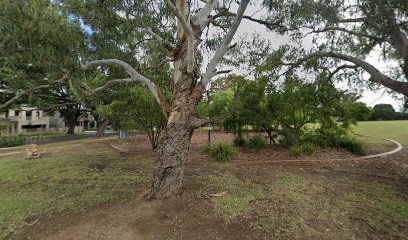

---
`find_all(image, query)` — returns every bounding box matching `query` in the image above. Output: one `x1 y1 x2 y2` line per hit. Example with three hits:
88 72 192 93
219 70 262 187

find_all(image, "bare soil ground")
6 131 408 240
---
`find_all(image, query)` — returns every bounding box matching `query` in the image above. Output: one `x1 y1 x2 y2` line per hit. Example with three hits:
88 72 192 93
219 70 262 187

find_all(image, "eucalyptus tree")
0 0 84 111
66 0 251 199
259 0 408 96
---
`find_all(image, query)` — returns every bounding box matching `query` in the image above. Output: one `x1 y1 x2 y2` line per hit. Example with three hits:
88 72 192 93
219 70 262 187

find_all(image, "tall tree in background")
66 0 251 199
259 0 408 96
0 0 83 110
370 104 396 120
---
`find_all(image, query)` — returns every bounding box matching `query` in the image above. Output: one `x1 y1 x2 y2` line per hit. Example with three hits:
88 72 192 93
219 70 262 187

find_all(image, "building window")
26 111 32 117
15 111 19 116
37 112 40 117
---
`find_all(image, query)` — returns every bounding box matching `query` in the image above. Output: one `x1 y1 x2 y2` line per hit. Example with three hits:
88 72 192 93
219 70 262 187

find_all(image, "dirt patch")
0 180 10 188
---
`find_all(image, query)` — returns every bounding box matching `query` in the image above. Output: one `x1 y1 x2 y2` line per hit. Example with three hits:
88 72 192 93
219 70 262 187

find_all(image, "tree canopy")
256 0 408 96
0 0 84 110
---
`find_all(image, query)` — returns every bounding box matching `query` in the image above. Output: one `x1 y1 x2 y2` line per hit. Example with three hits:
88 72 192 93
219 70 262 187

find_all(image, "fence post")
208 128 211 145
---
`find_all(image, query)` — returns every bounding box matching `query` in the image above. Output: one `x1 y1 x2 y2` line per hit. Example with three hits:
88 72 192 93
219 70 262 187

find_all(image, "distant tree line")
368 104 408 121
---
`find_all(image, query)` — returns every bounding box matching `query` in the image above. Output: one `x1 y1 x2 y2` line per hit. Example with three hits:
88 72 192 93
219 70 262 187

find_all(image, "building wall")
0 106 81 136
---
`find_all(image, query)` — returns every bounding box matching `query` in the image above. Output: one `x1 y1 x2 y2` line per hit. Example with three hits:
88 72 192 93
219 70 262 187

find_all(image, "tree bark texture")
96 119 109 137
66 122 76 134
147 56 203 199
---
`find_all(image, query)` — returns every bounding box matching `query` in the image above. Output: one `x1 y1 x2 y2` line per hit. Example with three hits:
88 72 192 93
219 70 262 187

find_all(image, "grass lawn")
0 140 153 238
354 120 408 145
0 134 407 239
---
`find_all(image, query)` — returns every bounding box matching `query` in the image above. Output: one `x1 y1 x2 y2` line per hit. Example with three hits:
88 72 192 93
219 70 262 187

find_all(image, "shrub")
301 128 367 155
339 135 367 155
206 143 237 162
246 135 266 150
301 129 339 147
289 143 318 157
233 134 247 147
280 130 300 146
0 136 26 147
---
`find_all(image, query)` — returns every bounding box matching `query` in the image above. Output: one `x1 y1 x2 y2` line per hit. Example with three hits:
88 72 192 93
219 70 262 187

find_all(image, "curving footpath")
1 134 404 161
357 134 403 159
0 136 116 157
234 134 404 165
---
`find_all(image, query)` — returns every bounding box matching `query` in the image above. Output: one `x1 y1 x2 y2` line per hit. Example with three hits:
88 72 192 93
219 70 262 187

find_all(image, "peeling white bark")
202 0 250 86
191 0 218 31
81 59 163 106
166 0 195 73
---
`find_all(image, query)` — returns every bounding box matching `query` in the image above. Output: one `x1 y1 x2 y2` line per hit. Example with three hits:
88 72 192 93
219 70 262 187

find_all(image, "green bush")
206 143 237 162
233 134 247 147
301 128 367 155
280 130 300 146
301 128 338 147
246 135 266 150
0 136 26 147
339 135 367 155
289 143 318 157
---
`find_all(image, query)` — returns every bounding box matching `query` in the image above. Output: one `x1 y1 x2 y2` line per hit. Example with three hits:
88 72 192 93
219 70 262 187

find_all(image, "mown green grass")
354 120 408 145
0 142 153 239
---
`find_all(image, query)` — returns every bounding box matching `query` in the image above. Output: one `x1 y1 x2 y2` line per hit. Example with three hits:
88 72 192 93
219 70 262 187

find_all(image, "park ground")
0 121 407 239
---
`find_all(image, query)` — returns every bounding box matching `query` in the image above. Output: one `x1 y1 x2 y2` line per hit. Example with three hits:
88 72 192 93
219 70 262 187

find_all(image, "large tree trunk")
66 123 76 134
148 120 193 199
147 57 202 199
96 119 109 137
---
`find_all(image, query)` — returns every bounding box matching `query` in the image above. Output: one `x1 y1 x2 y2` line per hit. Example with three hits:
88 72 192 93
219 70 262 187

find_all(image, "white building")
0 105 68 136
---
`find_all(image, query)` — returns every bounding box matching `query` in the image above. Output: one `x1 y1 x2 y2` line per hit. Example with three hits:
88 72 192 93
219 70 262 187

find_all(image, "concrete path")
0 134 116 157
357 134 403 159
26 132 115 145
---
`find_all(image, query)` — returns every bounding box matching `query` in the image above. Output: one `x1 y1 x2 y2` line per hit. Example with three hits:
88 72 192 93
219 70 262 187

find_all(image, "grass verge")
0 141 152 239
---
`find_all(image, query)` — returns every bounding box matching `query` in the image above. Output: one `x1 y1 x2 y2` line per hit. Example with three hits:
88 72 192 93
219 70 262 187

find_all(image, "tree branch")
146 27 176 51
336 17 366 23
0 73 69 111
328 64 358 79
202 0 250 86
216 69 233 75
81 59 170 113
292 52 408 96
165 0 195 73
384 6 408 61
192 0 218 31
311 27 384 42
136 57 173 71
191 91 240 128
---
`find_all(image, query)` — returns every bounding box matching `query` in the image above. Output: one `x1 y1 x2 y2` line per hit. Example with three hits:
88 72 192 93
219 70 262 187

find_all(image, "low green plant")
246 135 266 150
289 143 318 157
233 134 247 147
301 128 367 155
0 136 26 147
206 143 237 162
339 135 367 155
280 130 300 146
